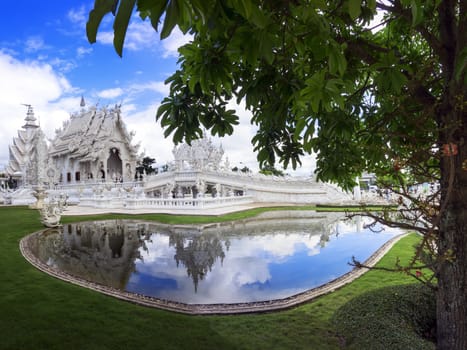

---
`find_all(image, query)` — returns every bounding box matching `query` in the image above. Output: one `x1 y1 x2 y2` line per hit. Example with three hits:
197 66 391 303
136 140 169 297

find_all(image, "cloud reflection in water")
31 211 401 304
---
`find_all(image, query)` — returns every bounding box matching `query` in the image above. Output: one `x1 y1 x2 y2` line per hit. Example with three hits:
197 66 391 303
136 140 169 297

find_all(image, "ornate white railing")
79 194 254 210
52 180 144 191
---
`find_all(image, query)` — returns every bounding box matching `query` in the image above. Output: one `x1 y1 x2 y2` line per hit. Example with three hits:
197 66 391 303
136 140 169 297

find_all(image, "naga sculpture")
39 203 63 228
39 194 67 228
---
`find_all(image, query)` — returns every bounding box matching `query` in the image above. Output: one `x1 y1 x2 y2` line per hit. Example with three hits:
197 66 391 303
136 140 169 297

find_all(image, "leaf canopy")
86 0 465 191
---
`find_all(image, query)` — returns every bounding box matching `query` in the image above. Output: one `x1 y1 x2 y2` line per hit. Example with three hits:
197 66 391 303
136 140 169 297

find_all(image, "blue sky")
0 1 314 175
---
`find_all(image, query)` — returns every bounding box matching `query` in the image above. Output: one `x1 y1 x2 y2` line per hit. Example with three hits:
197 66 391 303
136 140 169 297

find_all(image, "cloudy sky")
0 1 314 175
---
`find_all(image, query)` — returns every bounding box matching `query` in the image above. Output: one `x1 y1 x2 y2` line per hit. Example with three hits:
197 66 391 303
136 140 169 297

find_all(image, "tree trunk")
436 105 467 349
437 216 467 349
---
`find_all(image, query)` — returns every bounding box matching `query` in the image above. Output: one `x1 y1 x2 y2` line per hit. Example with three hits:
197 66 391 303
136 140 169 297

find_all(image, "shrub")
332 283 436 350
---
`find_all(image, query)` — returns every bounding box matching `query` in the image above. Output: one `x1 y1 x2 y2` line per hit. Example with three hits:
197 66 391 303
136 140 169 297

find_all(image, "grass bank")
1 206 419 350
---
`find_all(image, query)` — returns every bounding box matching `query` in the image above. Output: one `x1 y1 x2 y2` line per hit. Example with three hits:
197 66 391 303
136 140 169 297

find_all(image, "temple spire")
80 96 86 108
21 104 39 129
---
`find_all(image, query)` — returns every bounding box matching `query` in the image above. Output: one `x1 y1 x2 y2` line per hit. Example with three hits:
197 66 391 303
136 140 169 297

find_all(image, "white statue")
39 202 63 228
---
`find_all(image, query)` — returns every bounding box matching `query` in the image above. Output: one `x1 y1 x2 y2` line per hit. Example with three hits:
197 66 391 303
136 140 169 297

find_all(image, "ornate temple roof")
172 135 224 171
49 103 139 161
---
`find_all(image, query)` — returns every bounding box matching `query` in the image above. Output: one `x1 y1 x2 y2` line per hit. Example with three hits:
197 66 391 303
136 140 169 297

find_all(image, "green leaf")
160 0 180 39
328 45 347 76
113 0 136 56
410 0 424 26
309 0 326 9
366 0 377 12
328 49 338 75
239 0 252 19
87 0 118 44
293 117 307 141
138 0 168 32
247 6 269 29
258 30 275 64
389 70 408 93
348 0 361 20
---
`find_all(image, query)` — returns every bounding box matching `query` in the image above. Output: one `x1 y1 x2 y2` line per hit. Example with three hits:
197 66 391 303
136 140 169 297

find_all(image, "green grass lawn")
0 206 420 350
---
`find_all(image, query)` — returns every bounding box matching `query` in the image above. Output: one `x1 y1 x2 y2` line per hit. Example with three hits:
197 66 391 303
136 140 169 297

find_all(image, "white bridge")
1 128 353 210
2 168 352 210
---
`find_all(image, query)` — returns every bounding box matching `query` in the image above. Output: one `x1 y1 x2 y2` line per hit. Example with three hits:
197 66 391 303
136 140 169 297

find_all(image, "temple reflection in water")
29 211 398 304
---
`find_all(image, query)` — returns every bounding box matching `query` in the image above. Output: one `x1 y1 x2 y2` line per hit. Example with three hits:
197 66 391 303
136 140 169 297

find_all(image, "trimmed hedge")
332 283 436 350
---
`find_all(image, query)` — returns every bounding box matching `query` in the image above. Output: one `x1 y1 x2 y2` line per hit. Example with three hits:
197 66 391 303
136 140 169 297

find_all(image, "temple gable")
49 104 138 183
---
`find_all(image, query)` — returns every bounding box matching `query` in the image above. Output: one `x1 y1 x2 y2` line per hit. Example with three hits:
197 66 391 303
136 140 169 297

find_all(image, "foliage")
231 165 250 173
87 0 465 188
85 0 464 264
332 283 436 350
0 206 420 350
259 164 285 176
136 156 156 175
87 1 467 348
241 166 250 173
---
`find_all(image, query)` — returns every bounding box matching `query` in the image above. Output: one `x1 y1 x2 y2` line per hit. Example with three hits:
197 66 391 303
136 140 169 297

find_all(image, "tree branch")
377 1 445 62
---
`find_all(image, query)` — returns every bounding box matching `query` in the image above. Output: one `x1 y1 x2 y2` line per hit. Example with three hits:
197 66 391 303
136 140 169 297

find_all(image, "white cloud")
160 27 192 58
93 16 191 58
122 99 258 171
48 57 77 73
94 20 158 54
122 96 262 172
124 20 158 51
122 104 175 164
67 6 87 27
97 87 124 99
25 36 46 53
133 218 340 303
0 52 73 167
96 31 114 46
77 46 92 58
0 47 311 177
215 100 317 175
128 81 169 96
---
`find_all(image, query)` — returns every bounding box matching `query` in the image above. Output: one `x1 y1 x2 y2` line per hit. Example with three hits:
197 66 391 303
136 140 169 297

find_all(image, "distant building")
4 101 358 208
5 100 139 187
48 100 139 184
360 172 377 191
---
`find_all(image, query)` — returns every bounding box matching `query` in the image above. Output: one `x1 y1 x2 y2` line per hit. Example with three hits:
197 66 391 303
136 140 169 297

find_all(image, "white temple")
48 99 138 184
2 101 355 209
5 105 48 187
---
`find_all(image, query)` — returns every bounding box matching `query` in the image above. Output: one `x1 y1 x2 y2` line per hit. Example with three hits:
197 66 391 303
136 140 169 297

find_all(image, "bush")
332 283 436 350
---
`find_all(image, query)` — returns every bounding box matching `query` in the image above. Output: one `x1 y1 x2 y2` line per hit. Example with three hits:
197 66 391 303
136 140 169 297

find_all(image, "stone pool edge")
19 231 407 315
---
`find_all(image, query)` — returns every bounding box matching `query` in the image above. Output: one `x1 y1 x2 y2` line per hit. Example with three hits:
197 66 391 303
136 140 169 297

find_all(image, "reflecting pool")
27 211 402 304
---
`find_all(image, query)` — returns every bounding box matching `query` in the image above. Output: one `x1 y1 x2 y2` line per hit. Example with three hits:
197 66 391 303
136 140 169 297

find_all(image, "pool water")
29 211 402 304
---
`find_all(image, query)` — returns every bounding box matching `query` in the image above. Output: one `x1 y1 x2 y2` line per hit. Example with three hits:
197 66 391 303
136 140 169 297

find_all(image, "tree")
136 156 156 176
87 1 466 348
240 166 250 173
259 164 285 176
231 165 251 173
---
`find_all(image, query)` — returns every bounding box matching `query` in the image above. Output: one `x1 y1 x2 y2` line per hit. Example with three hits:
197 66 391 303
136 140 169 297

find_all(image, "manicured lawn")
0 206 419 350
